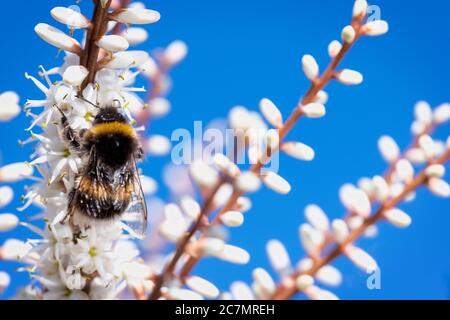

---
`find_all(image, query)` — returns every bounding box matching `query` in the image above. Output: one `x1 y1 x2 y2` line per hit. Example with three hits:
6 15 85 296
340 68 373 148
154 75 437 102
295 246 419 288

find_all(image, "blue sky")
1 0 449 299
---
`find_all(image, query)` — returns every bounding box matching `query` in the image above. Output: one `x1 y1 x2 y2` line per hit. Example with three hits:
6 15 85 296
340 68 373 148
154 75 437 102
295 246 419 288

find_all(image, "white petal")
302 102 326 118
328 40 342 58
112 8 161 24
302 54 319 80
50 7 89 28
34 23 81 53
168 288 204 300
201 238 225 256
281 141 315 161
189 161 219 188
235 171 261 193
230 282 254 300
266 240 291 272
406 148 427 164
372 175 390 202
259 98 283 128
148 97 171 117
0 162 34 182
353 0 368 18
186 276 219 299
345 246 377 272
63 65 89 86
384 208 412 228
146 135 171 156
316 265 342 287
341 25 356 43
0 186 14 208
304 204 329 232
164 40 188 65
213 183 233 207
219 245 250 264
395 159 414 182
414 101 433 125
0 91 21 121
331 219 349 243
220 211 244 227
418 134 436 158
121 27 148 45
378 135 400 162
427 178 450 198
261 171 291 194
97 35 129 52
0 214 19 232
335 69 363 85
105 51 150 69
363 20 389 36
139 175 158 194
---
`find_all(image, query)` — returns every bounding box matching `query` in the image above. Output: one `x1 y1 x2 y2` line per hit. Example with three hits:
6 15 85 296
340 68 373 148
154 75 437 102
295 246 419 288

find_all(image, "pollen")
63 148 71 158
84 111 93 122
88 246 97 257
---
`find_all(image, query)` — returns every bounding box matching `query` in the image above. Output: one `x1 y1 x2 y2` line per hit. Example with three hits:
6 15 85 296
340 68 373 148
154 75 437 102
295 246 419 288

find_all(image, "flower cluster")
235 102 450 300
3 1 185 299
144 0 391 300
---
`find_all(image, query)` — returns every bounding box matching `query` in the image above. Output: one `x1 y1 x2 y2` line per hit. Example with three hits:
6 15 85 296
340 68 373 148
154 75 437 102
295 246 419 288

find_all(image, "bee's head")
93 106 127 125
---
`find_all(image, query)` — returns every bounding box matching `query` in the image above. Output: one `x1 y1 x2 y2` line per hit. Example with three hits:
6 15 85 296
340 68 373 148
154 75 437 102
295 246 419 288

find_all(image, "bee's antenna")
52 103 65 117
112 99 122 109
76 95 100 109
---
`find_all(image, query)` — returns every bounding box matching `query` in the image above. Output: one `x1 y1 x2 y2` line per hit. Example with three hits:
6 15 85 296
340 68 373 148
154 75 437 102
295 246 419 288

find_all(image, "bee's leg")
134 145 144 161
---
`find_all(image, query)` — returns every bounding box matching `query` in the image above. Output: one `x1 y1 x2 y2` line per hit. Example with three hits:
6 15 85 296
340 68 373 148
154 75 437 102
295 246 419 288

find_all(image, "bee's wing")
121 157 148 239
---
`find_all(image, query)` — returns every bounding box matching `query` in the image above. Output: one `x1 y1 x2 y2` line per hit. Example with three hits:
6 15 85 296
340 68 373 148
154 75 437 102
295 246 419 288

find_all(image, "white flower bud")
328 40 342 58
148 97 171 117
304 285 339 300
112 8 161 25
363 20 389 36
201 238 225 256
230 282 254 300
0 214 19 232
331 219 349 243
335 69 363 85
252 268 275 297
341 25 356 43
353 0 368 18
159 204 187 242
189 161 219 188
433 103 450 124
259 98 283 128
266 240 291 272
345 246 378 272
0 162 33 182
347 215 364 230
0 239 31 260
281 141 315 161
180 196 201 219
146 135 171 156
63 65 89 86
265 129 280 150
121 27 148 45
414 101 433 125
314 90 329 104
411 120 427 136
0 91 20 122
139 57 158 78
339 184 371 217
302 102 326 118
395 159 414 182
220 211 244 227
50 7 89 28
168 288 204 300
316 265 342 287
105 51 150 69
97 35 129 52
0 272 10 293
406 148 427 164
418 134 436 159
139 175 157 195
186 276 219 299
427 178 450 198
297 258 314 273
236 171 261 193
372 175 390 202
0 186 13 208
301 54 319 80
219 245 250 264
304 204 329 232
378 135 400 162
296 275 314 290
236 196 252 212
213 183 233 207
384 208 412 228
299 224 324 255
425 164 445 178
164 40 188 65
261 171 291 194
34 23 81 53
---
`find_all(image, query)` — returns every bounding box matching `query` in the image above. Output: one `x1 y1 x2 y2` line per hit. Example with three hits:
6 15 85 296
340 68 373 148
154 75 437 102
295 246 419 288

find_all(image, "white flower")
112 8 161 25
34 23 81 53
301 54 319 80
164 40 188 66
0 163 34 182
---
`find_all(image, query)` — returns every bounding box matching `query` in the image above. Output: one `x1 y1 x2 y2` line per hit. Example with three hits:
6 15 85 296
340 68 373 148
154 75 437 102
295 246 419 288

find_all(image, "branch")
148 11 369 300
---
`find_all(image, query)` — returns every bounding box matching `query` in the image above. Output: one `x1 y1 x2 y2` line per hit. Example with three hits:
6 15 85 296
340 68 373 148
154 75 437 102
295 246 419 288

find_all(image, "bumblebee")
57 101 148 237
